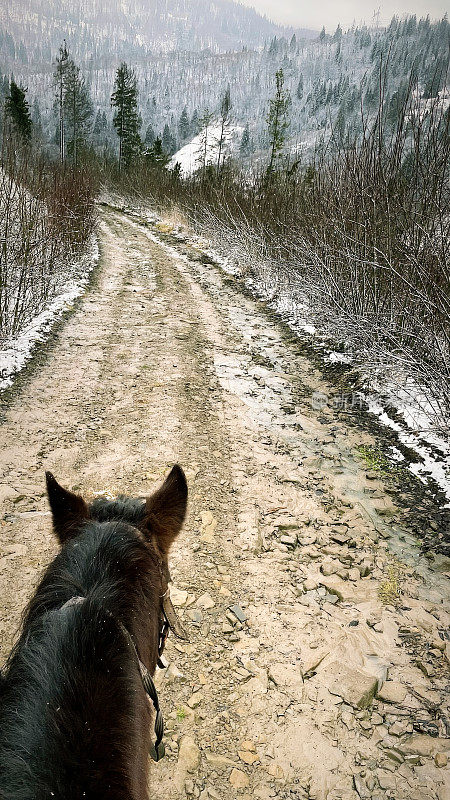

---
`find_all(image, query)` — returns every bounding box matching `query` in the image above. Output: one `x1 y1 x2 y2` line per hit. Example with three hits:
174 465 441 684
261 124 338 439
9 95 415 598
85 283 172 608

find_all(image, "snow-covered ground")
168 123 243 177
0 237 99 391
410 86 450 122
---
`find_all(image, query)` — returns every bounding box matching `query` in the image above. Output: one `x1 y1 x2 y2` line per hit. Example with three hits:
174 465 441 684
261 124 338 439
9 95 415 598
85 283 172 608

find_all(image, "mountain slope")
0 0 315 66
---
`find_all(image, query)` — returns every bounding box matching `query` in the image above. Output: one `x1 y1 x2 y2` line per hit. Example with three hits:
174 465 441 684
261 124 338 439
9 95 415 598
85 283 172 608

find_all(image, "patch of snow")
192 232 450 505
168 123 243 177
325 351 353 365
410 86 450 123
0 236 99 391
389 446 405 463
367 398 450 505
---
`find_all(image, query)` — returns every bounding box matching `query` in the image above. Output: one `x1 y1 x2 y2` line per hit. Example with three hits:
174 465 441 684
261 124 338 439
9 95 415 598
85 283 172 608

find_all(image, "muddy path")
0 207 449 800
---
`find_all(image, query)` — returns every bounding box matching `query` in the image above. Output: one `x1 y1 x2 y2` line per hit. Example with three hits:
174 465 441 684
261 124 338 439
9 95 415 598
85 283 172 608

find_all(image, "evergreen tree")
296 75 304 101
144 124 156 147
64 59 92 166
5 80 32 143
335 102 346 144
190 109 200 136
178 107 190 140
240 123 251 157
162 123 176 155
145 136 169 168
54 42 69 162
216 86 231 171
269 37 279 56
423 58 447 98
111 62 141 172
171 161 182 180
93 108 105 135
319 26 326 42
31 96 43 139
266 69 291 178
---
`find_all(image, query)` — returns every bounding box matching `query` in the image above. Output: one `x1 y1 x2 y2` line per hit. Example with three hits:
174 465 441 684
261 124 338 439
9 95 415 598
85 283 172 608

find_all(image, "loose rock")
376 682 407 704
229 768 249 789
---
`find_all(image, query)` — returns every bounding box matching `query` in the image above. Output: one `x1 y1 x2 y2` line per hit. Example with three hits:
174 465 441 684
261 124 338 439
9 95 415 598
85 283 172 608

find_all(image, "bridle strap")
59 581 189 762
61 595 166 762
157 618 170 669
138 656 165 762
116 619 166 762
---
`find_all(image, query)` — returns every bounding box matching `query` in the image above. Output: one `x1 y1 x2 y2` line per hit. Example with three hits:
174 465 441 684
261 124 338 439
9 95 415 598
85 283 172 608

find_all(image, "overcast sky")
239 1 448 31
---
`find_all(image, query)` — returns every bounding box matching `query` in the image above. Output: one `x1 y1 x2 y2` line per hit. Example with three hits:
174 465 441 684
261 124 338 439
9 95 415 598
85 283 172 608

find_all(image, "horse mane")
0 519 160 800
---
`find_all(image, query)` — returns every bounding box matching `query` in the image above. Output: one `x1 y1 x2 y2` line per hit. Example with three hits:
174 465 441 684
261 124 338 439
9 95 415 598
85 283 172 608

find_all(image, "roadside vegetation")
105 67 450 434
0 64 96 339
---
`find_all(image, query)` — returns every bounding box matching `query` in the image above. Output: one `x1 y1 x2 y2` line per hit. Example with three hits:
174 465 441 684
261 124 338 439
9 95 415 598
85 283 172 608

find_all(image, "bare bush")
0 142 96 339
104 73 449 431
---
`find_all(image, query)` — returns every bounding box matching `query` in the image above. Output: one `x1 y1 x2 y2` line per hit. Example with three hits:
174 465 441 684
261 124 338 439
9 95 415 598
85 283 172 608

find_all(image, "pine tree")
240 123 251 157
296 75 304 101
54 42 69 162
145 136 169 168
319 26 326 42
64 59 92 166
190 109 200 136
216 86 231 171
5 80 32 143
162 123 176 155
335 103 346 144
144 124 156 147
269 37 279 56
93 109 104 135
111 63 141 172
178 107 190 141
266 69 291 179
31 96 42 140
171 161 182 180
423 58 447 99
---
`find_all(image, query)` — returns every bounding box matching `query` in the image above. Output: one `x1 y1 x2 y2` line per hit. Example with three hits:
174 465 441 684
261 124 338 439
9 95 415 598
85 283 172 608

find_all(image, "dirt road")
0 207 449 800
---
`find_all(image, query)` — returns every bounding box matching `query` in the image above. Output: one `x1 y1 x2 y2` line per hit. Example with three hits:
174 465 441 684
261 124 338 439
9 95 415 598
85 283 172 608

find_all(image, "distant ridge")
0 0 317 68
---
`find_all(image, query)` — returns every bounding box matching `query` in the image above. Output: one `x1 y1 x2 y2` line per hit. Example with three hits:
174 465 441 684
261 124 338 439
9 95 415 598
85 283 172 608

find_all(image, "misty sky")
240 1 448 30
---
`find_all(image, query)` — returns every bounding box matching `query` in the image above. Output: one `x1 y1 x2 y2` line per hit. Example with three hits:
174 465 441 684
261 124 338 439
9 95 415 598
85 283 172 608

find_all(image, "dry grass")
378 561 404 606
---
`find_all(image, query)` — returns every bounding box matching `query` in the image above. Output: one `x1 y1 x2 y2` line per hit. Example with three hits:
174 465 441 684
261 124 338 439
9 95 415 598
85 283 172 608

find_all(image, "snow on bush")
0 148 97 389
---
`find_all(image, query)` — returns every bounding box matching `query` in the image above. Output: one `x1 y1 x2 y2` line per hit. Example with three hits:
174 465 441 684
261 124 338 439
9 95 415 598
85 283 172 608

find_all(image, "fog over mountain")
0 0 316 69
240 0 450 30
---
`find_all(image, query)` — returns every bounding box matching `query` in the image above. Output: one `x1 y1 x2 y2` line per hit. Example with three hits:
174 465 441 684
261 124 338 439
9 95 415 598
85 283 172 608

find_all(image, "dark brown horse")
0 465 188 800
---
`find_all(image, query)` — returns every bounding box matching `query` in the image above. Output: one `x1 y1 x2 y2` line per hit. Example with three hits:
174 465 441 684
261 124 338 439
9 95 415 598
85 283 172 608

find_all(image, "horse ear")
46 472 89 545
144 465 188 554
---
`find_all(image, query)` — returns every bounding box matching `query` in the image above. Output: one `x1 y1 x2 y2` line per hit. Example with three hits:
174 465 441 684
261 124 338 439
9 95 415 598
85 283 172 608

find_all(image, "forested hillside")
0 14 447 162
0 0 313 67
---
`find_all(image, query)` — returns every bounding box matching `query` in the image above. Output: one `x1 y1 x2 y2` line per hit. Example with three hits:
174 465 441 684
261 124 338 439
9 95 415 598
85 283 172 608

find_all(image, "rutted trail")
0 208 449 800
